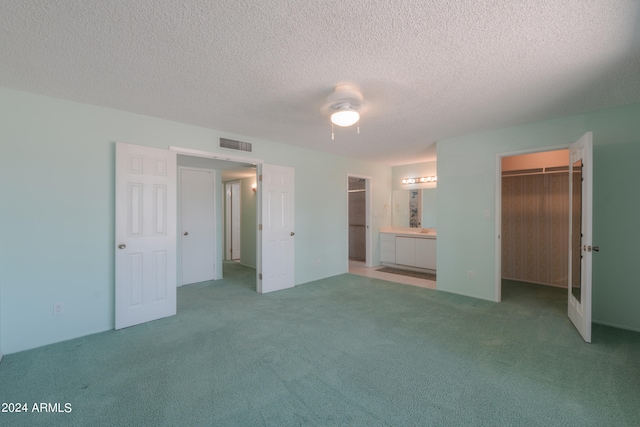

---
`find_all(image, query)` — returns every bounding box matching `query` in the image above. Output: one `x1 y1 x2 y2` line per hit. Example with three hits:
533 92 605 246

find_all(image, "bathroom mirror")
392 188 437 228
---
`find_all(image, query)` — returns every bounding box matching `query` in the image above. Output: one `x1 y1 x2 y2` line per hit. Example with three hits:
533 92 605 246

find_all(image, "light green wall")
592 141 640 331
436 102 640 332
0 88 392 354
240 177 257 268
421 189 437 228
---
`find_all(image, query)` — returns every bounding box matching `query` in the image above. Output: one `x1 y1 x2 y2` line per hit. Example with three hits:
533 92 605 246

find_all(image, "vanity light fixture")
401 176 437 185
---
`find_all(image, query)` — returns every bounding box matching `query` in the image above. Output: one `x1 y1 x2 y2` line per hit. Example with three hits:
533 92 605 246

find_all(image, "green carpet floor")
1 263 639 426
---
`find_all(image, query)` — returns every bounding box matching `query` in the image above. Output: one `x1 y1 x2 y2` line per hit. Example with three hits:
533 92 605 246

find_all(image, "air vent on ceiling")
220 138 252 152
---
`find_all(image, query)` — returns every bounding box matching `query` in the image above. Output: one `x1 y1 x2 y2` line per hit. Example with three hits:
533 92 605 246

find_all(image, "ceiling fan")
321 84 369 139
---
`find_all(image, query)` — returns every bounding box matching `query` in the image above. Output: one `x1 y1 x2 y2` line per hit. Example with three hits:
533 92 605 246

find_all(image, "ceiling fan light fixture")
331 109 360 127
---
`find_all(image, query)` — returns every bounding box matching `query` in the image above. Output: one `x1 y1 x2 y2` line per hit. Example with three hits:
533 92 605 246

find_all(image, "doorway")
500 149 570 296
225 181 242 262
116 143 295 329
347 175 371 268
495 134 594 342
495 145 569 302
176 153 258 286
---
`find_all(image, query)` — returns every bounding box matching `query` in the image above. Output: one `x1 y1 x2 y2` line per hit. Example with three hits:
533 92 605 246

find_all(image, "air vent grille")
220 138 252 152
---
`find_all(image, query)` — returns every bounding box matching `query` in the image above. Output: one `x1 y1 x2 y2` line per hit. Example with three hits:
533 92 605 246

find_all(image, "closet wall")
502 171 569 287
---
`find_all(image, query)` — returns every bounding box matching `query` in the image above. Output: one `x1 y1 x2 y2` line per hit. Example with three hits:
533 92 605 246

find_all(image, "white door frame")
494 144 569 302
170 146 263 290
347 174 372 268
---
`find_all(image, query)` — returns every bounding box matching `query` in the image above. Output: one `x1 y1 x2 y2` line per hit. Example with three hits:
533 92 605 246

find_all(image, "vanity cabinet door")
415 238 436 270
380 234 396 263
395 237 416 266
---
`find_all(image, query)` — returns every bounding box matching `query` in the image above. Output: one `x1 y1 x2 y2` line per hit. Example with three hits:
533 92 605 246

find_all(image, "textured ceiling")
2 0 639 165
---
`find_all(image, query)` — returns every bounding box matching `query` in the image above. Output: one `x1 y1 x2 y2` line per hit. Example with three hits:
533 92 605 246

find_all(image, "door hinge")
259 175 262 181
259 224 262 231
259 273 262 280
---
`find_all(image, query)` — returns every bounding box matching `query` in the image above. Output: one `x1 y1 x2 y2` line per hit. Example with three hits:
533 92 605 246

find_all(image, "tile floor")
348 260 436 290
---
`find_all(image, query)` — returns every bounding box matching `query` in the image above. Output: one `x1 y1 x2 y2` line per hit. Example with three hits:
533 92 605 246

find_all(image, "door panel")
568 132 593 342
180 168 216 285
115 142 176 329
259 164 295 293
415 238 437 270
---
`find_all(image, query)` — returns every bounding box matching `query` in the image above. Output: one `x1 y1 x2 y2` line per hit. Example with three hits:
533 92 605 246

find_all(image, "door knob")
183 232 189 236
592 246 600 252
118 244 126 249
290 232 295 236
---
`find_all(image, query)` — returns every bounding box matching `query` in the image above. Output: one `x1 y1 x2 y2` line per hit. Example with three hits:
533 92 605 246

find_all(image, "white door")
180 168 216 285
259 164 295 293
231 182 241 260
568 132 593 342
115 142 177 329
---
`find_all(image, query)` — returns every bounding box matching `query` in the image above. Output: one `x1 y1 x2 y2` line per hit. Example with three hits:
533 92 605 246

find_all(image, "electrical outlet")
53 303 63 315
467 271 474 279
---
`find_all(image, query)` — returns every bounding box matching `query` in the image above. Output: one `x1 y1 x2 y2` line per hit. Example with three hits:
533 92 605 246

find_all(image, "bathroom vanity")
380 227 436 271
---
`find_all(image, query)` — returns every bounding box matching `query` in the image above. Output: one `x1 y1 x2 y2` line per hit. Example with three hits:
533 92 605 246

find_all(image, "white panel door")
259 164 295 293
115 142 176 330
231 182 241 260
180 168 216 285
568 132 593 342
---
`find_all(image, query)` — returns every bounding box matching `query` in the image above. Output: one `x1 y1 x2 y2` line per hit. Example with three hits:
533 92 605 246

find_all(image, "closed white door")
115 142 177 330
568 132 593 343
259 164 295 293
231 182 241 260
180 168 216 285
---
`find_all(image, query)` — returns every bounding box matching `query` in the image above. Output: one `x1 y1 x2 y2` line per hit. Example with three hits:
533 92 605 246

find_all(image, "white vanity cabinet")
379 228 436 271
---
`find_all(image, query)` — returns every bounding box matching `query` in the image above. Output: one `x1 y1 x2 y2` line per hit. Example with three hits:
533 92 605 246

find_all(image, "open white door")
115 142 177 329
258 164 295 293
568 132 593 342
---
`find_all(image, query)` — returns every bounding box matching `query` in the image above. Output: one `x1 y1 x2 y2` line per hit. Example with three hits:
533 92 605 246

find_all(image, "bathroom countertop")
379 227 437 238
